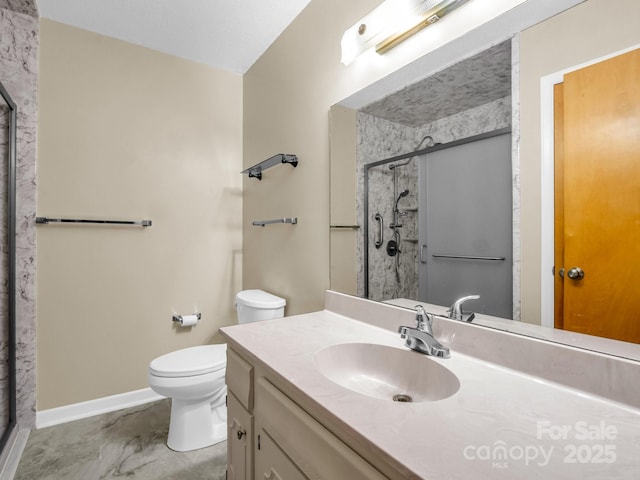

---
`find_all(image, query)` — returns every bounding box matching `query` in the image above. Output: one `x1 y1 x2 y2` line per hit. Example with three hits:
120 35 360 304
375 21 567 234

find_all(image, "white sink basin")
313 343 459 403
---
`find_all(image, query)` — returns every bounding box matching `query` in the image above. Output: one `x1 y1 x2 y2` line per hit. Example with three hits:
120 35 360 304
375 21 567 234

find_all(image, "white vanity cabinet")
227 392 253 480
226 347 389 480
255 426 308 480
226 349 254 480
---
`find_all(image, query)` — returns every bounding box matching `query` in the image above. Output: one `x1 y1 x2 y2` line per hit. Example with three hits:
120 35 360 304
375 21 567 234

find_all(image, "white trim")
540 44 640 328
36 388 164 429
540 71 559 328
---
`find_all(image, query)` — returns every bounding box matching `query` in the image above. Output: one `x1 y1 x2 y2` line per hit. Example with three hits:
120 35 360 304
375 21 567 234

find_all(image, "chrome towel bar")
432 253 505 261
36 217 152 227
252 217 298 227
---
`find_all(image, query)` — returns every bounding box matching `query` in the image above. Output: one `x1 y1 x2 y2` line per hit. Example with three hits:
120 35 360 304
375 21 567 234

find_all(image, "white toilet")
148 289 286 452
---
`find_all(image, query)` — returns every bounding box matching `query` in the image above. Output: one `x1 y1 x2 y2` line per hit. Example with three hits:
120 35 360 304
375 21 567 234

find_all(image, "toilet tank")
236 289 286 323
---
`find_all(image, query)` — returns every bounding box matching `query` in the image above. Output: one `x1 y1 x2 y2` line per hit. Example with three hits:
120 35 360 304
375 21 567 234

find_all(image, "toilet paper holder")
172 313 201 325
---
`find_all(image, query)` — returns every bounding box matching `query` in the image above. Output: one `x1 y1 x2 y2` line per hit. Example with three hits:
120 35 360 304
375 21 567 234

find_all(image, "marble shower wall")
357 97 512 302
0 2 38 428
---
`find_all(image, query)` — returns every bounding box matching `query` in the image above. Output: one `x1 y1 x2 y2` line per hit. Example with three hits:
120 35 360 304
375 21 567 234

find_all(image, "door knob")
567 267 585 280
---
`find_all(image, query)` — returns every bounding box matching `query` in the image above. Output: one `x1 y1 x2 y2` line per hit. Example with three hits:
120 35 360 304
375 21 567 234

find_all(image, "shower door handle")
420 245 427 264
374 214 384 249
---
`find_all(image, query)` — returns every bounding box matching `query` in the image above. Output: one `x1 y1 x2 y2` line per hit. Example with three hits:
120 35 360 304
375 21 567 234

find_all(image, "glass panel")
0 93 10 442
366 160 419 301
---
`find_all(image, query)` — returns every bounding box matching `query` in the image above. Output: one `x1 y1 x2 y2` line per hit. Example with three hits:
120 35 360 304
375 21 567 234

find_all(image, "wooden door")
554 49 640 343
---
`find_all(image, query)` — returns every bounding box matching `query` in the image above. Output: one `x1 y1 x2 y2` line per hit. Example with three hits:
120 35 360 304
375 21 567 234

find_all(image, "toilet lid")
149 344 227 378
236 289 286 309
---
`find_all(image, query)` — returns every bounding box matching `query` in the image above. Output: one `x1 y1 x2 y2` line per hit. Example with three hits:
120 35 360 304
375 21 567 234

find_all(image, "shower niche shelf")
242 153 298 180
403 238 419 243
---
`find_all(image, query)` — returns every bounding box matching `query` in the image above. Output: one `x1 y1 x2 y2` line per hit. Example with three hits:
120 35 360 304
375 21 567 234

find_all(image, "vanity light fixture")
341 0 472 65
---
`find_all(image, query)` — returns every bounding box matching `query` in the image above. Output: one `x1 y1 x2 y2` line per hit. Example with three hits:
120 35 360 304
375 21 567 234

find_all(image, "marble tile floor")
13 399 226 480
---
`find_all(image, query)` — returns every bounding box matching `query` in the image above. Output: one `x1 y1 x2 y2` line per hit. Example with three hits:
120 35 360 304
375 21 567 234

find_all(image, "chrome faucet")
398 305 450 358
447 295 480 322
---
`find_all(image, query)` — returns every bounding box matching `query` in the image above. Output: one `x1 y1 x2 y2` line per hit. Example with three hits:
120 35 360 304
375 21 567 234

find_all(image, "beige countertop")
221 293 640 479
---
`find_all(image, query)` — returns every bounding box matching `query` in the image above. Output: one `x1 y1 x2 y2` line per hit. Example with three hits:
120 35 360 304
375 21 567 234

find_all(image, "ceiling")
361 41 512 127
36 0 313 74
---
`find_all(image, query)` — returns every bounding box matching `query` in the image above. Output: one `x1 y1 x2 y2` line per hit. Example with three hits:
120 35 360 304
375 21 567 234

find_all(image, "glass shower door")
418 131 513 318
365 159 419 301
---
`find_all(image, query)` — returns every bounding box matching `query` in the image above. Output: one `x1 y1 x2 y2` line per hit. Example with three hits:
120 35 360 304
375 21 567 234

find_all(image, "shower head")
395 189 410 210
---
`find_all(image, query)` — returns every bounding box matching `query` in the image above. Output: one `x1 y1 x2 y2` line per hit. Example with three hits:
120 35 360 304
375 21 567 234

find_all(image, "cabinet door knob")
237 429 247 440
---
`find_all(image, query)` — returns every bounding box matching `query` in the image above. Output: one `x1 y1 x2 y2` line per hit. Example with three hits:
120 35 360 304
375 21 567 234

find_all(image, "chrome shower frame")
362 131 506 298
0 80 17 454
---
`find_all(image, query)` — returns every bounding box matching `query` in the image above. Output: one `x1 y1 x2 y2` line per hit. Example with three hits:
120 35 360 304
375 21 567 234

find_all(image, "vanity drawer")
256 428 308 480
226 348 253 410
255 377 388 480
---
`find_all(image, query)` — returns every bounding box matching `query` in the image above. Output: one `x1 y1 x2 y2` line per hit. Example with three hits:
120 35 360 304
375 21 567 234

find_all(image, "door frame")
539 44 639 328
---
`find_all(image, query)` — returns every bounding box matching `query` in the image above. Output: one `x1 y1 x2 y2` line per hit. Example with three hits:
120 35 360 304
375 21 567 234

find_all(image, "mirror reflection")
329 1 640 355
359 41 513 319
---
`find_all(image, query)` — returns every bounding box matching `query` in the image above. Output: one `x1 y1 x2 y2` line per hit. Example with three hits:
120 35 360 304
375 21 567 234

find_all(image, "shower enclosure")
365 154 420 301
0 80 17 454
364 129 513 318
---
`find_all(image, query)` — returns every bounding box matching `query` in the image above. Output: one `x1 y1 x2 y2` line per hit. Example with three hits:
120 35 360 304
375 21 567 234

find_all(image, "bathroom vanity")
221 291 640 479
225 347 387 479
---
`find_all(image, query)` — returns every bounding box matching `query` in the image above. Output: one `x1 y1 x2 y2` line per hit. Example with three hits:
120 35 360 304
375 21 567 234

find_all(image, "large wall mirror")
329 0 640 360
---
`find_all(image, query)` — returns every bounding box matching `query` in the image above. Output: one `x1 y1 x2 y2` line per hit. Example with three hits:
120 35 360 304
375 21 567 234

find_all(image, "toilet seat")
149 344 226 378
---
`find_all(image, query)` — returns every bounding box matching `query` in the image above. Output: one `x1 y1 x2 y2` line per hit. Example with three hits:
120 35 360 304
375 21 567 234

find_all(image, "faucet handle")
414 305 433 332
414 305 426 328
414 305 425 328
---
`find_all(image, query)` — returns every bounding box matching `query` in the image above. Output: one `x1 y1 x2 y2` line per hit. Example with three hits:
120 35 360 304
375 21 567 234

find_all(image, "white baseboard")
36 388 164 429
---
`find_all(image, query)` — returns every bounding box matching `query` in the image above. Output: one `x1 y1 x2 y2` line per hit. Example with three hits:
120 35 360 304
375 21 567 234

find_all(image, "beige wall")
519 0 640 323
36 20 243 409
242 0 381 315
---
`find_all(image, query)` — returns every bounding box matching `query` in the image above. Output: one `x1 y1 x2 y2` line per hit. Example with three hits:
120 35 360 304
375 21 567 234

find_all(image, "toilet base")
167 389 227 452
